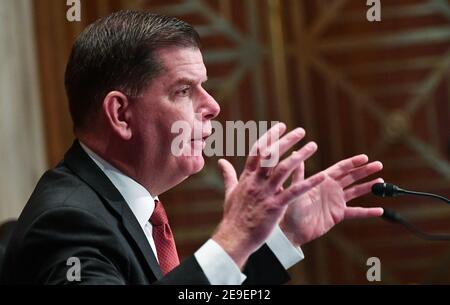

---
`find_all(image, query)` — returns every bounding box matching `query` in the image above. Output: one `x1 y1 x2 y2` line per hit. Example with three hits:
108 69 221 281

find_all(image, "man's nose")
199 88 220 120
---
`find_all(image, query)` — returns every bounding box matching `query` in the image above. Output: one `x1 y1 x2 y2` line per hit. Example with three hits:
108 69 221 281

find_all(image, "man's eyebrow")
170 76 208 86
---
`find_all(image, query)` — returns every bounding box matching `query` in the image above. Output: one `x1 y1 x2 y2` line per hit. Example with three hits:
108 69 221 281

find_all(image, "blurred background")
0 0 449 284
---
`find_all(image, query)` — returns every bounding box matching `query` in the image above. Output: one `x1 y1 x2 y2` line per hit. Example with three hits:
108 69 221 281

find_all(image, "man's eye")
175 87 191 97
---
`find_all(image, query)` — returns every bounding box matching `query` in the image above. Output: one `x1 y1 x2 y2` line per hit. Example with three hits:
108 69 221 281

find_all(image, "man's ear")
102 91 133 140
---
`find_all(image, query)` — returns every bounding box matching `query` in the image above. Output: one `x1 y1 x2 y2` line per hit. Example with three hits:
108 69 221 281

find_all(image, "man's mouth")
191 133 211 142
190 133 210 151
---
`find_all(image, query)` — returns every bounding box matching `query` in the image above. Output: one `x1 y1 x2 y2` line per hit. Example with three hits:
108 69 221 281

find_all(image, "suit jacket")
0 141 290 285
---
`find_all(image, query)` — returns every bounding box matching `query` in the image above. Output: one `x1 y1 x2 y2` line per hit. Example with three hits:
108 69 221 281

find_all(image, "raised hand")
280 155 384 247
212 123 325 268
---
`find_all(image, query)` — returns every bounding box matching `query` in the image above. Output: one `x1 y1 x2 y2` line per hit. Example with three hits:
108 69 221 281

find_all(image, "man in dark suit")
0 11 384 284
0 221 16 276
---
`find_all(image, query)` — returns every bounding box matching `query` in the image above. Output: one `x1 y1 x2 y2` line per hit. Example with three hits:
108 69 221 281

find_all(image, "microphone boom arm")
373 182 450 241
400 189 450 205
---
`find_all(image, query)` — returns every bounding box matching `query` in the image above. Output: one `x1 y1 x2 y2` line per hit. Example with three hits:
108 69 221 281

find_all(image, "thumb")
218 158 238 193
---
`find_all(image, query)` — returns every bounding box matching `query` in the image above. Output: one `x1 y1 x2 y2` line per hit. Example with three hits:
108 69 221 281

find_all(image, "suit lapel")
64 140 163 280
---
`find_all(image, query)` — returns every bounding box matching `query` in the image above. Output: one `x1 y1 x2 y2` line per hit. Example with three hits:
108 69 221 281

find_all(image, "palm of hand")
280 155 384 246
282 177 346 246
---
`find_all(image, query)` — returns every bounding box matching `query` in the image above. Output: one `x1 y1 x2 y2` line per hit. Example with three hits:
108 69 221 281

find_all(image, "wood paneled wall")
33 0 450 284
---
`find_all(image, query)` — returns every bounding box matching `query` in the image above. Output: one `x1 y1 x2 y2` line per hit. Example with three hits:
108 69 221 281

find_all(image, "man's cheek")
169 121 192 157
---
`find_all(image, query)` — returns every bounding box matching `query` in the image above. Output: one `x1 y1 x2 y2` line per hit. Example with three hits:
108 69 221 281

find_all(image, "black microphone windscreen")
372 183 397 197
382 209 402 222
384 183 396 196
371 183 385 197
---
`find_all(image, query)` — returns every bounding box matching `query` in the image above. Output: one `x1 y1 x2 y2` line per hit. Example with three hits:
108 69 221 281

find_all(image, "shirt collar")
79 141 157 228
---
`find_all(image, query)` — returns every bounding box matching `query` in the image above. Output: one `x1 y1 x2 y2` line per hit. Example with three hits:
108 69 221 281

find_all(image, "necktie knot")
150 200 168 226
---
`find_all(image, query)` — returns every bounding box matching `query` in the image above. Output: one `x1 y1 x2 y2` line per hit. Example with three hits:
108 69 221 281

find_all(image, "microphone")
382 208 450 241
372 182 450 241
372 183 450 204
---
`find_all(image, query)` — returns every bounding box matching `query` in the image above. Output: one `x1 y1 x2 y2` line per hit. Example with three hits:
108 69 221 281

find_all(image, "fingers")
264 127 306 163
268 142 318 188
275 172 325 206
256 127 307 176
246 123 286 172
292 161 305 182
338 161 383 188
218 159 238 194
326 154 369 179
344 177 384 202
344 207 384 219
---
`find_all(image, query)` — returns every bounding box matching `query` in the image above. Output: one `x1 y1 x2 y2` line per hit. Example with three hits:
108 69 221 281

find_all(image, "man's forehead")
156 47 206 80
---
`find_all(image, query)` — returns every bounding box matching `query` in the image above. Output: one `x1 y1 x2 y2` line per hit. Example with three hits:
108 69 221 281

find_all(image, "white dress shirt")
80 142 304 284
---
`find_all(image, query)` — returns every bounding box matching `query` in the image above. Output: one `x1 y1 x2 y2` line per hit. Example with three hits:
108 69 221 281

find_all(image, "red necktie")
150 200 180 275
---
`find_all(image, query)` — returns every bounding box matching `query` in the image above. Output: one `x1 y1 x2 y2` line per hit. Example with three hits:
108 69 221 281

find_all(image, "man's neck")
77 136 159 195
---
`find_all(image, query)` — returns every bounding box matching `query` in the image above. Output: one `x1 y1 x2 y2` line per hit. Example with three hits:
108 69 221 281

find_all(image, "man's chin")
191 155 205 174
179 155 205 176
